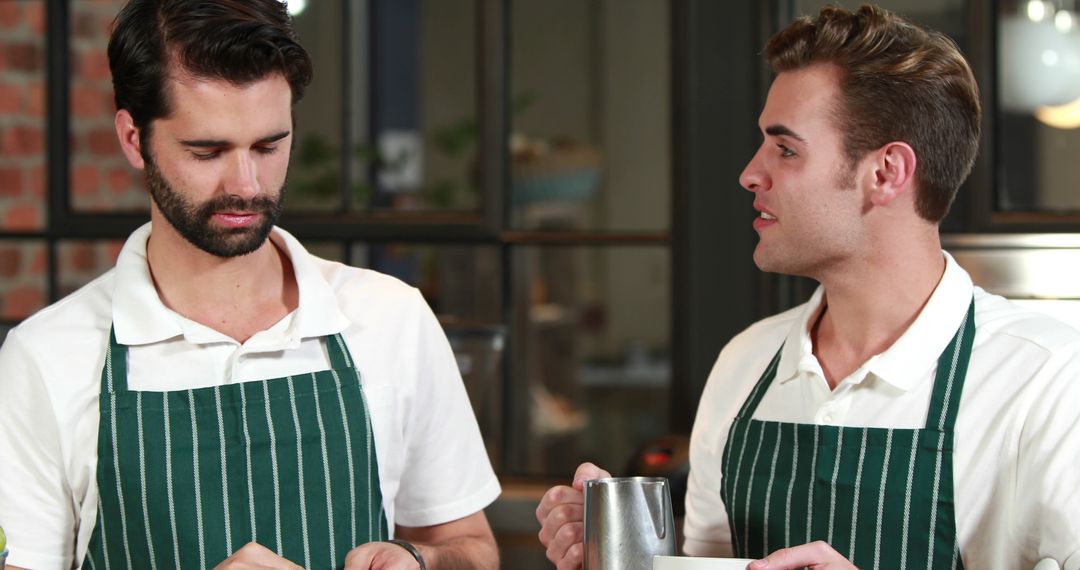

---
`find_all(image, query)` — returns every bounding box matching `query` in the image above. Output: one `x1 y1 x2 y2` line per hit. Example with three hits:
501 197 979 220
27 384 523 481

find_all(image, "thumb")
572 462 612 491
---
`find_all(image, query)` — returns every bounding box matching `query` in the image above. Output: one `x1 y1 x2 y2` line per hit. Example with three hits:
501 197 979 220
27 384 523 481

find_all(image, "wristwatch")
385 539 427 570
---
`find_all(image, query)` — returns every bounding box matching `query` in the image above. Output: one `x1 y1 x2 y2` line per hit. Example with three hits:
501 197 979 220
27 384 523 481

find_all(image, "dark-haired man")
537 5 1080 570
0 1 499 569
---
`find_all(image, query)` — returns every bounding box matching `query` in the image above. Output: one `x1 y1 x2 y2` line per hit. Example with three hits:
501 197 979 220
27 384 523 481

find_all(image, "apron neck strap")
102 326 130 394
923 296 976 431
325 333 353 370
736 345 784 419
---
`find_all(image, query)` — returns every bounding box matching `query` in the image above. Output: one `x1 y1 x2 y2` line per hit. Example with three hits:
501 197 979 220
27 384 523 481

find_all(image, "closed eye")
255 146 279 156
192 150 221 161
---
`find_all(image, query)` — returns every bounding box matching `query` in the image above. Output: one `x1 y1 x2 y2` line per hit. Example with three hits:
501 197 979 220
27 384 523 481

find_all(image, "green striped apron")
721 299 974 569
83 329 388 569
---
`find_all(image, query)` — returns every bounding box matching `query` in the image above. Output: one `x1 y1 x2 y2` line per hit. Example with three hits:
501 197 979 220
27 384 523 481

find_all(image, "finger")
545 520 584 566
750 541 850 570
536 484 582 527
343 544 375 568
343 543 397 569
556 541 585 570
571 462 612 491
215 542 303 570
538 502 584 546
538 500 585 545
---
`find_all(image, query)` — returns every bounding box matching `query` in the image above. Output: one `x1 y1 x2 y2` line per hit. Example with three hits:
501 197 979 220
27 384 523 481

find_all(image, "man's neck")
145 223 299 344
810 236 946 390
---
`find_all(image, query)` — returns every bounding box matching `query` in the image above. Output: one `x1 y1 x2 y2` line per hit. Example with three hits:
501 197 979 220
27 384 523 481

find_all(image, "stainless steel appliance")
945 233 1080 330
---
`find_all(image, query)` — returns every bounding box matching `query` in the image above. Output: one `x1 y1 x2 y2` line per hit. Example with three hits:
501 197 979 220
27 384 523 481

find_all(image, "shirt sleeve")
391 291 501 527
682 356 736 558
1014 347 1080 570
0 329 77 570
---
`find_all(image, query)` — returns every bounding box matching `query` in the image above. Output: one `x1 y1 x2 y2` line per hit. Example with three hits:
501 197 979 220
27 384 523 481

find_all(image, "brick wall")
0 241 45 319
70 0 144 211
57 239 124 297
0 1 47 230
0 1 132 321
1 2 47 319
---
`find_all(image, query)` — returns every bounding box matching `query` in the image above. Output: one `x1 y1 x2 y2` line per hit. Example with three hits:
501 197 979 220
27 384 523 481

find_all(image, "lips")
752 205 777 231
212 211 260 228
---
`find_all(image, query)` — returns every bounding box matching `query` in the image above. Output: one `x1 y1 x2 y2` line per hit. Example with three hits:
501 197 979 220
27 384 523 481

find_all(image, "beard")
144 159 285 258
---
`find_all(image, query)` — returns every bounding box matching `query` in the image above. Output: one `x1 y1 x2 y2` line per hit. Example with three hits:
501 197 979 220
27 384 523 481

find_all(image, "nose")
224 152 260 198
739 146 769 193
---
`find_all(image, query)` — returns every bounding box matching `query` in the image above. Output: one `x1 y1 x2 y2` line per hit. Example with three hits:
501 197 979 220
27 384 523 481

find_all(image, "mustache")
197 194 280 217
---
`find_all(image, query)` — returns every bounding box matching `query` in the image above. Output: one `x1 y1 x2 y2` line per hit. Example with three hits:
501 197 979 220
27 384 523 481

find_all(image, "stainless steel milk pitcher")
583 476 677 570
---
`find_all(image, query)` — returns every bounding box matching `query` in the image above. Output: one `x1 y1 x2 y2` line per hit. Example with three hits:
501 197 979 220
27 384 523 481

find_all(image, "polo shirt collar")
775 251 974 392
870 252 973 390
271 226 351 339
776 287 826 385
112 222 350 346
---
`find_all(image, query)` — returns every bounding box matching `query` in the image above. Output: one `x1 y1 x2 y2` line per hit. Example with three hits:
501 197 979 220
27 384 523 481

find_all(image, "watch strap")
385 538 427 570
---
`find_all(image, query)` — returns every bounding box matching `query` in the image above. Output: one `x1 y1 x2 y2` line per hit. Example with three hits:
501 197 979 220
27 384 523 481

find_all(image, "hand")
535 462 611 570
213 542 303 569
748 541 858 570
344 541 423 570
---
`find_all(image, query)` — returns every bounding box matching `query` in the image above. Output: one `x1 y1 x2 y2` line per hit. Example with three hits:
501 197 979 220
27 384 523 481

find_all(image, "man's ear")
869 141 917 207
114 109 146 170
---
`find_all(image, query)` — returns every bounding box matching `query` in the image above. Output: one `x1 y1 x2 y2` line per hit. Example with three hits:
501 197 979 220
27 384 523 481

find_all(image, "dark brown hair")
108 0 313 156
767 4 980 222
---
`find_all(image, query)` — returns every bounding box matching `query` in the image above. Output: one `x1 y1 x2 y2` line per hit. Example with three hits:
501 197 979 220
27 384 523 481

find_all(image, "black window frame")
1 0 677 478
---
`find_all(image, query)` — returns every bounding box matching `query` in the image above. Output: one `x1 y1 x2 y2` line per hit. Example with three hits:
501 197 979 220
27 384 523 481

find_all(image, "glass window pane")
352 242 502 462
510 0 671 232
508 245 670 477
287 0 346 211
0 0 47 230
69 0 145 213
410 0 479 212
353 243 501 323
364 0 480 213
57 240 124 297
289 1 481 214
997 0 1080 212
445 322 505 468
0 240 47 320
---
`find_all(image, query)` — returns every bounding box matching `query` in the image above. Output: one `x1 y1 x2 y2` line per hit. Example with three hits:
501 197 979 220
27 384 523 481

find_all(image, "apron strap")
924 297 976 431
326 333 354 370
736 344 784 419
102 326 130 394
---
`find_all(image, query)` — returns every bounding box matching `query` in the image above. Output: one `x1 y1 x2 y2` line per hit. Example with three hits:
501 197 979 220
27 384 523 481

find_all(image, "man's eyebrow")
258 131 291 144
179 131 291 148
764 124 806 143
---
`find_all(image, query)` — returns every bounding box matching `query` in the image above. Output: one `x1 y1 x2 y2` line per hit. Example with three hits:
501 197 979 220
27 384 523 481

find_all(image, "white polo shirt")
684 252 1080 570
0 223 501 569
